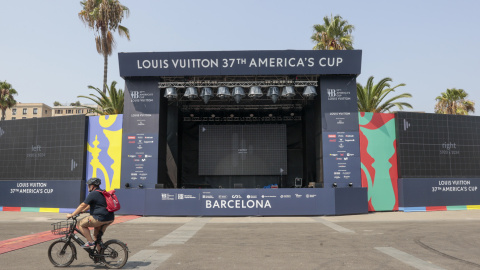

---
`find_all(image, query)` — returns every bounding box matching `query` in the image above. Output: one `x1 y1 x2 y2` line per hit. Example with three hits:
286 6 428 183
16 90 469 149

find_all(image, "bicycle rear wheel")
101 239 129 269
48 239 76 267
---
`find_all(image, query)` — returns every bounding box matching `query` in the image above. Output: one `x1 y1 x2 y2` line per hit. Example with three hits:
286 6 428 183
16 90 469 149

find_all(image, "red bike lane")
0 215 140 255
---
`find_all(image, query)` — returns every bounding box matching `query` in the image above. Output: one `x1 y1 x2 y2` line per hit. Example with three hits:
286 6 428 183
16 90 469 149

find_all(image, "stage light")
250 114 254 117
164 87 177 100
303 86 317 99
232 86 245 103
248 86 263 99
230 114 234 117
349 182 353 187
124 183 130 188
138 184 144 188
200 87 213 104
332 182 337 188
217 86 231 99
267 87 280 103
184 87 198 99
281 86 295 99
290 112 295 116
268 113 273 117
211 114 215 118
190 113 194 117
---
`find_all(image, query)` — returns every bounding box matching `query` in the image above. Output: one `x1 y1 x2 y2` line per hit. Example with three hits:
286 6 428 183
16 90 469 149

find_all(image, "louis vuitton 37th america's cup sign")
118 50 362 77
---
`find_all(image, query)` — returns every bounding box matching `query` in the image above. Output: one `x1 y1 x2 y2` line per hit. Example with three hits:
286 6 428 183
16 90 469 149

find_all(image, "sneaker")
82 241 95 248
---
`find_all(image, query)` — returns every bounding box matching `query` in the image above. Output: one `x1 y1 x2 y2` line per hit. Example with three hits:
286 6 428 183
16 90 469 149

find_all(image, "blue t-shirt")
84 189 115 222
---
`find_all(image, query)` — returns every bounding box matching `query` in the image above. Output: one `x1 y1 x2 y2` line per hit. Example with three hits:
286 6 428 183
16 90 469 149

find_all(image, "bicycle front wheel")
101 239 129 269
48 239 76 267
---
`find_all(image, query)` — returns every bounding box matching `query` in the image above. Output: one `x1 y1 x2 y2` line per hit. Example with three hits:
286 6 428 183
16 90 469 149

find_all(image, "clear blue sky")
1 0 479 113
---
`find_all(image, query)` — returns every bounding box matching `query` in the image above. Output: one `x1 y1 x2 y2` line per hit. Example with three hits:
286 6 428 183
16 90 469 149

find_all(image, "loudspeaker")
155 184 164 189
234 183 243 189
294 177 302 188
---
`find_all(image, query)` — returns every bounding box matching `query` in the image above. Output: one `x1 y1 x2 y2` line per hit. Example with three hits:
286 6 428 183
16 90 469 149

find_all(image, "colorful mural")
87 115 123 191
358 112 398 211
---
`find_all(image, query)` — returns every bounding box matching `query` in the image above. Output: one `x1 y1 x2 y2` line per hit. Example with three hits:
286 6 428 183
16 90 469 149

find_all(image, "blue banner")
116 188 367 216
0 180 84 208
119 50 362 77
399 178 480 207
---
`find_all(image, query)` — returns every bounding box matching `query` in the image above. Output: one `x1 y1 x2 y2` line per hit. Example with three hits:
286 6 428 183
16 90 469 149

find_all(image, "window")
67 109 72 114
45 110 48 114
23 108 27 114
11 117 16 120
33 108 38 114
22 117 26 119
56 110 63 114
12 109 16 115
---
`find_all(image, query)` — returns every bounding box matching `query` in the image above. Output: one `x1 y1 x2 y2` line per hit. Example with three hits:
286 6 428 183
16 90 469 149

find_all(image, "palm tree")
78 81 124 115
311 15 355 50
0 81 18 121
79 0 130 93
357 76 413 113
434 88 475 115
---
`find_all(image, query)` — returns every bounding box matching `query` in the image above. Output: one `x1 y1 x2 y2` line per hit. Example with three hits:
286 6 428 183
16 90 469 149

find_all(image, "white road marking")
313 217 355 233
375 247 445 270
151 218 210 246
123 249 171 269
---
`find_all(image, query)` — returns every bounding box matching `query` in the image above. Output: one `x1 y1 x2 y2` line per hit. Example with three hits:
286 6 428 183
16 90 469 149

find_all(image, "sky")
1 0 479 114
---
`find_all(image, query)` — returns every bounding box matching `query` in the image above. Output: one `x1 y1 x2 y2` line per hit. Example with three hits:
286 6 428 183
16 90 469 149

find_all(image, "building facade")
3 103 99 120
4 103 52 120
52 105 99 117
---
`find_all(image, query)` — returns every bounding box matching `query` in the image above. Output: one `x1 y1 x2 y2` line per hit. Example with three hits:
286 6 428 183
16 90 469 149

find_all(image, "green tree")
434 88 475 115
78 81 124 115
70 101 81 106
311 15 355 50
79 0 130 93
53 101 63 106
0 81 18 121
357 76 413 113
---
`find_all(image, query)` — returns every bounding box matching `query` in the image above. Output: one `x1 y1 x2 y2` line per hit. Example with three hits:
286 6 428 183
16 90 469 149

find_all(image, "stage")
116 187 367 216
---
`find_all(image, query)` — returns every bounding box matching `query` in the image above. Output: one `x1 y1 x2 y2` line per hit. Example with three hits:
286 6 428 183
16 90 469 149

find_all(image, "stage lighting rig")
200 87 213 104
302 86 317 99
267 87 280 103
164 87 178 101
232 87 245 103
248 86 263 99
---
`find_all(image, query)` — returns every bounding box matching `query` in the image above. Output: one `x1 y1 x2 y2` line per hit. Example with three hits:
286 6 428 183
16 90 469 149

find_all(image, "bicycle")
47 214 129 269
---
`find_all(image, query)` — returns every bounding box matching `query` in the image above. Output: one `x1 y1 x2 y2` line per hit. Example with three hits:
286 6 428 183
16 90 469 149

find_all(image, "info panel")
0 116 87 180
121 78 162 189
320 76 361 188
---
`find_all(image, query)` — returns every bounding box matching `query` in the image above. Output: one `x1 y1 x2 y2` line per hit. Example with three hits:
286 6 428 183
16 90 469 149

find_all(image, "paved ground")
1 210 480 269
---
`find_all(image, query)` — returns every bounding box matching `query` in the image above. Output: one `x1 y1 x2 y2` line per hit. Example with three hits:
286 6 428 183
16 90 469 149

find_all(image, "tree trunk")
101 27 108 94
1 108 5 121
103 53 108 94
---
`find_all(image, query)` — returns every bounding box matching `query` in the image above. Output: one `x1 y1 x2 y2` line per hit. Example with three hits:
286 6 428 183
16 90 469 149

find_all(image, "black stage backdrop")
198 124 287 176
0 116 87 180
396 112 480 178
181 121 303 188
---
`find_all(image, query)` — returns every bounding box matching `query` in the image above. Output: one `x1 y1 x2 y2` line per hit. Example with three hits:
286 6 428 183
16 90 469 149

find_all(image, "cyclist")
66 177 114 248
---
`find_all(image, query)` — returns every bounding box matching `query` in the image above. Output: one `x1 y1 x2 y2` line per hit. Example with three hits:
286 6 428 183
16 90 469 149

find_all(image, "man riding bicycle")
66 177 114 248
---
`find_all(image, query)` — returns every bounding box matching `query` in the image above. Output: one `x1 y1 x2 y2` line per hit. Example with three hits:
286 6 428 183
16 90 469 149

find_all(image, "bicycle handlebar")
67 213 82 220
